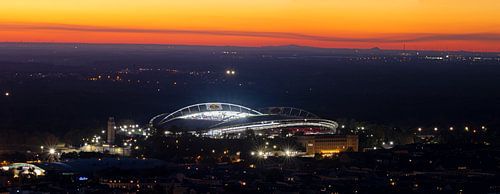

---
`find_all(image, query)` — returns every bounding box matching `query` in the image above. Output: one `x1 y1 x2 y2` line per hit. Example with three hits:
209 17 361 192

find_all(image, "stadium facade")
150 103 338 137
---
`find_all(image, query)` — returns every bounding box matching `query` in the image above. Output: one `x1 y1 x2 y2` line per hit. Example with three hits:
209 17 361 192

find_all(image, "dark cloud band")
1 23 499 43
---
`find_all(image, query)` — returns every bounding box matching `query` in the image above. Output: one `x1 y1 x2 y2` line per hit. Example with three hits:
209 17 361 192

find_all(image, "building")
107 117 116 145
0 163 46 178
78 144 131 156
150 102 338 137
296 134 358 156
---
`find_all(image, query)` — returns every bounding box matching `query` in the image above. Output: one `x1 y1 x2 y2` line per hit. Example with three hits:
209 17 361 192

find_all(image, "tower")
107 117 116 145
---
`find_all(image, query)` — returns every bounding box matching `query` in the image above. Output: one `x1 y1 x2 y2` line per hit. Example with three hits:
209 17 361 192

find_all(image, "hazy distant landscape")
1 43 500 137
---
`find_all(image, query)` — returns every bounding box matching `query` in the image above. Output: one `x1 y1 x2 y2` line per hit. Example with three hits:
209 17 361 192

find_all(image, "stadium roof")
150 102 338 135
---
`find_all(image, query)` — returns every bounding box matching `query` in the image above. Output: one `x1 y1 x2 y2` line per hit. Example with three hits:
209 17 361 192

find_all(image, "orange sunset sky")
1 0 500 51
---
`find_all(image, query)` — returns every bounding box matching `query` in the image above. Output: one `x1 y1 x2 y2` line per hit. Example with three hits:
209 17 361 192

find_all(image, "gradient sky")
1 0 500 51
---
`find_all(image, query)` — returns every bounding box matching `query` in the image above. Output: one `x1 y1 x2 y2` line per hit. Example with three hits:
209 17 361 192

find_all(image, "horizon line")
0 41 498 54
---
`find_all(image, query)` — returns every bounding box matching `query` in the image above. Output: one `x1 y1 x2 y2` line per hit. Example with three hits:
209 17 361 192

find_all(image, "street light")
284 149 295 157
49 148 56 154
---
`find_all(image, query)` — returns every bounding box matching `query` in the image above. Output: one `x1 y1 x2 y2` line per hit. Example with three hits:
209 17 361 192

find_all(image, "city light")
4 92 9 96
34 169 43 176
49 148 56 154
284 149 296 157
225 70 236 75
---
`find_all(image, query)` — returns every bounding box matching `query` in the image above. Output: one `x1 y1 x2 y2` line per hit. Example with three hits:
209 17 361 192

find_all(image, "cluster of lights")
81 123 149 150
82 133 106 146
416 125 487 132
82 135 104 146
123 138 138 149
389 178 397 186
344 125 369 134
225 70 236 75
39 146 56 155
251 147 297 158
117 124 151 137
381 141 395 147
284 149 296 157
250 151 269 159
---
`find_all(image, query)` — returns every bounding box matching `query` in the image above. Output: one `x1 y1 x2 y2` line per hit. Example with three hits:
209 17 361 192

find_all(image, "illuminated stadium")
150 103 338 136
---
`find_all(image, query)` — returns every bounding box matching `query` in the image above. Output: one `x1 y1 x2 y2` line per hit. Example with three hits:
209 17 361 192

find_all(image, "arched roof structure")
150 102 338 136
150 103 262 126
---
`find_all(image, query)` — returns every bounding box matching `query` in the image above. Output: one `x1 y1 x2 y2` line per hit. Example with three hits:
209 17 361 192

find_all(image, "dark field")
1 43 500 136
